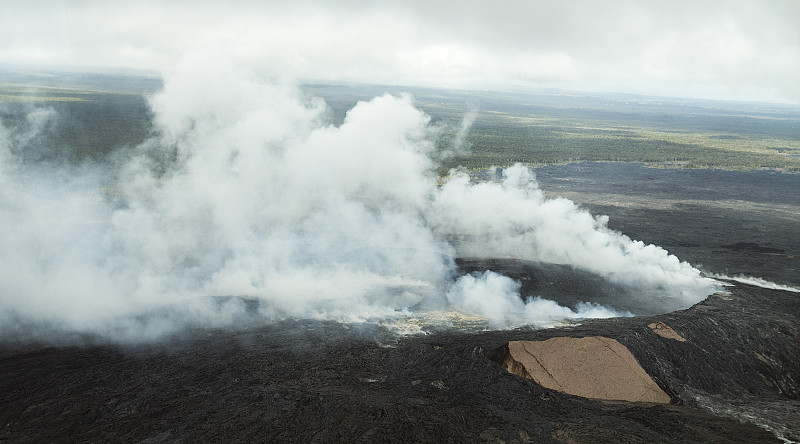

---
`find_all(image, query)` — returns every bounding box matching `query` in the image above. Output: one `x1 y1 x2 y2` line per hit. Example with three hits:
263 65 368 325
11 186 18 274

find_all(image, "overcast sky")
1 0 798 103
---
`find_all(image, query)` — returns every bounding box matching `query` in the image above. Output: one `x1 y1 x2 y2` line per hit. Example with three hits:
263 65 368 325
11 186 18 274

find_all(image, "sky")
1 0 798 103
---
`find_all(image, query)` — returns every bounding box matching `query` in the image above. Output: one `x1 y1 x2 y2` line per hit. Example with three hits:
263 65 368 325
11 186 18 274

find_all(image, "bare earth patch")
649 322 687 342
496 337 671 403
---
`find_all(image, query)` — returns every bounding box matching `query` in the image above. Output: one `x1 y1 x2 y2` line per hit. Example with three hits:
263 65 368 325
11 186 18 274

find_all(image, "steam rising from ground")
710 274 800 293
0 54 719 342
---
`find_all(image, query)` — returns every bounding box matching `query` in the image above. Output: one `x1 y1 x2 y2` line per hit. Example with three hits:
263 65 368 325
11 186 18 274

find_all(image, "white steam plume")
429 165 719 312
708 274 800 293
452 105 478 153
0 53 718 341
447 271 629 329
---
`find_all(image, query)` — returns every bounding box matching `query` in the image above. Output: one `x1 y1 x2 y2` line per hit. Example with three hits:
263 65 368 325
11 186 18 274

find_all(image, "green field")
2 71 799 173
307 84 800 174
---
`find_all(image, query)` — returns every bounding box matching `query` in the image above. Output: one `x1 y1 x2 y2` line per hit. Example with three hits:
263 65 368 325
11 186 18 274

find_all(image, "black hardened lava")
1 281 797 443
2 165 799 442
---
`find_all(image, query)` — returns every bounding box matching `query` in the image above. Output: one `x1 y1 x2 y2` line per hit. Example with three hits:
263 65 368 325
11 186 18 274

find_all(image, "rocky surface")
1 281 796 443
1 164 798 442
648 322 686 342
495 337 671 403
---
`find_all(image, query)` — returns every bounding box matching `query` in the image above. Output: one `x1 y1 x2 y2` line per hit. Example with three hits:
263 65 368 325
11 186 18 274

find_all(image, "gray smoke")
0 53 719 342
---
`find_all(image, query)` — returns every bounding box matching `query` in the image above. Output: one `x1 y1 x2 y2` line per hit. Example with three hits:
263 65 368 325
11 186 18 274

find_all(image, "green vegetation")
2 73 799 173
308 84 800 174
448 110 800 173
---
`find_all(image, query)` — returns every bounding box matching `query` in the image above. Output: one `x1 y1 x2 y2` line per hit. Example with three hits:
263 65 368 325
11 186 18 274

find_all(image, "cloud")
428 165 717 313
447 271 629 329
0 52 721 342
1 0 798 102
0 52 452 341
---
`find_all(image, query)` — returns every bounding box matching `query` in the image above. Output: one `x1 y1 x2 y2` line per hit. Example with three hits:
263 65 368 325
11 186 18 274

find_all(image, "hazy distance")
1 0 798 103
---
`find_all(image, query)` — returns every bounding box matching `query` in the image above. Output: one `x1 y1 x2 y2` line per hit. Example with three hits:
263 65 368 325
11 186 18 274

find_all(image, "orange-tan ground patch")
496 337 671 403
648 322 687 342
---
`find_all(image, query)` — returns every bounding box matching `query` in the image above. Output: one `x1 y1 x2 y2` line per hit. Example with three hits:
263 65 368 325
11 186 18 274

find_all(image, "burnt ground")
1 163 799 443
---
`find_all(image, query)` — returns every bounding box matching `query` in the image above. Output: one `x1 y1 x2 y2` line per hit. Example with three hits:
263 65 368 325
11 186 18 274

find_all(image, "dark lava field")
2 163 799 443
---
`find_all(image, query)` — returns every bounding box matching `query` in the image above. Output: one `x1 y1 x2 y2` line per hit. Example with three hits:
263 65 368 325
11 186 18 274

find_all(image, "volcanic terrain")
2 163 798 443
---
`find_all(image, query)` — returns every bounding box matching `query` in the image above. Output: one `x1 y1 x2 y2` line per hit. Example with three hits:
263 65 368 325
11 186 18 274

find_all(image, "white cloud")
1 0 798 102
0 53 719 340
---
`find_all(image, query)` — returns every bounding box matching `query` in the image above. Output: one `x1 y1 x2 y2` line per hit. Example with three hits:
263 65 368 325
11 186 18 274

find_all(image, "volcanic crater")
2 163 799 443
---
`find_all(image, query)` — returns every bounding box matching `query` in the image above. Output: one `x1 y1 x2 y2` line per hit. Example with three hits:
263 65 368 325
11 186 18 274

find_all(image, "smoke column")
0 53 719 341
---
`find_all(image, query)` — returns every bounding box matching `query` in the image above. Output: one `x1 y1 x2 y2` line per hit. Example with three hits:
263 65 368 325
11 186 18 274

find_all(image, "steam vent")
494 337 671 403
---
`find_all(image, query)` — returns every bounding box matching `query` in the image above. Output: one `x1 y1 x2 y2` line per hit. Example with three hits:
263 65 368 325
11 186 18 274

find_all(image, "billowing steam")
446 105 478 156
0 53 718 342
447 271 627 328
709 274 800 293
